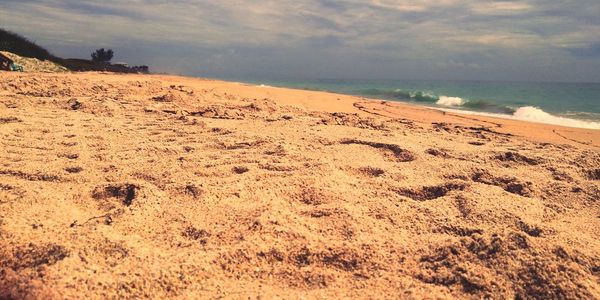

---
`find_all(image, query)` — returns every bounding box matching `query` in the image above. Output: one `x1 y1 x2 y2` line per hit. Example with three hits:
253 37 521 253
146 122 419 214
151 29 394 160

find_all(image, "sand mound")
0 51 68 73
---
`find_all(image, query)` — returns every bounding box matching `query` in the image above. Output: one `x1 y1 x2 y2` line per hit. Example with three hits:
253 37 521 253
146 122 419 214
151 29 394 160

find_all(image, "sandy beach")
1 72 599 298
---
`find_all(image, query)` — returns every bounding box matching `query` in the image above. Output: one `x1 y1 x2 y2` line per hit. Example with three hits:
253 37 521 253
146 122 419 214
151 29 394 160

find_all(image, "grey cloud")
58 1 136 18
0 0 599 81
305 35 344 47
568 42 600 58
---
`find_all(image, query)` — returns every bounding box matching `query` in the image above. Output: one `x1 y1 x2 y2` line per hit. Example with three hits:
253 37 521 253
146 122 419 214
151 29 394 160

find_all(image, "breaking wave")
439 106 600 129
353 87 600 129
355 88 515 113
436 96 465 106
512 106 600 129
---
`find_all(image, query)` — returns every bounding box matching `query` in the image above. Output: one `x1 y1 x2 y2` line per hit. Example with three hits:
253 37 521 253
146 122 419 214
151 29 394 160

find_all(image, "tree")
91 48 114 63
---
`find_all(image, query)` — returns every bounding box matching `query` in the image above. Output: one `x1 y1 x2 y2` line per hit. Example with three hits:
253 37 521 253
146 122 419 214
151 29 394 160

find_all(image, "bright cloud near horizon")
1 0 599 82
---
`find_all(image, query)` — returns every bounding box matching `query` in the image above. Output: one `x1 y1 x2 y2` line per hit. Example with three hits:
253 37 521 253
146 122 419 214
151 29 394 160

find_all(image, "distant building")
113 62 129 67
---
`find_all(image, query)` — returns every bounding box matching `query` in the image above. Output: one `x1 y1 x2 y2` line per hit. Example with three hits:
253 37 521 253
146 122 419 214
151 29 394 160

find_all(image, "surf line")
442 112 503 128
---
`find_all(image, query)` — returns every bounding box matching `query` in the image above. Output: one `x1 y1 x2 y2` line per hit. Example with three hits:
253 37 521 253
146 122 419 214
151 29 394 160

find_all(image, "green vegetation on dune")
0 28 60 62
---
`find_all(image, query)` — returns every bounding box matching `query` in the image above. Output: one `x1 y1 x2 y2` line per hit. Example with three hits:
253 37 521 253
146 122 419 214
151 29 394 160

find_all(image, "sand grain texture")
0 72 599 299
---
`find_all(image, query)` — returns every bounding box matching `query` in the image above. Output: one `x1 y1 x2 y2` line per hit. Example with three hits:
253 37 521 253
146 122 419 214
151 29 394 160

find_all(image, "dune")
0 51 68 73
0 72 599 299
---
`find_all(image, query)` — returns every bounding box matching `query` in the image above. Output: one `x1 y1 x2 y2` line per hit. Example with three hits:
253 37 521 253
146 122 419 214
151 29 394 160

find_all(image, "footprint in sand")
58 153 79 160
471 171 534 197
64 167 83 174
396 182 467 201
340 138 416 162
92 183 138 208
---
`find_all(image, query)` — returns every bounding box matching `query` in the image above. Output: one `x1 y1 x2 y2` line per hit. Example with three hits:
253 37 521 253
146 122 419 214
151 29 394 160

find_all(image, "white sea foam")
436 96 465 106
409 91 437 99
257 84 273 88
438 106 600 130
512 106 600 129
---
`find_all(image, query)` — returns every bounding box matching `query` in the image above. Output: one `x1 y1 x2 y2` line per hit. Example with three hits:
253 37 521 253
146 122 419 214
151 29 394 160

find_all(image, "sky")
1 0 600 82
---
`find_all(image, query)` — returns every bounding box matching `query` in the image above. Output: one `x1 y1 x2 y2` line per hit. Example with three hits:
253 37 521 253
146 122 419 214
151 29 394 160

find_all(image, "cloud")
437 60 481 69
567 42 600 58
0 0 599 81
369 0 459 12
470 1 532 15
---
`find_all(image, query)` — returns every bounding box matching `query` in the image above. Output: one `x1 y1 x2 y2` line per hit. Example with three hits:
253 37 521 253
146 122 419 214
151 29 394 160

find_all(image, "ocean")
226 78 600 129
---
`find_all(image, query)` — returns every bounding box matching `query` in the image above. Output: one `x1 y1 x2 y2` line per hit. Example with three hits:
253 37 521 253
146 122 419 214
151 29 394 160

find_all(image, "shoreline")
436 106 600 130
225 78 600 130
209 75 600 148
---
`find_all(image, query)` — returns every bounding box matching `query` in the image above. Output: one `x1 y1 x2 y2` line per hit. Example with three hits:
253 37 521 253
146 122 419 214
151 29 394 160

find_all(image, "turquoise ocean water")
225 78 600 129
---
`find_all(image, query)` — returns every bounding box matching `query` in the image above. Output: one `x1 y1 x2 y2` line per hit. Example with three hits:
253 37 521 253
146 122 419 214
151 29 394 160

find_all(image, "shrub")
0 28 57 61
91 48 114 63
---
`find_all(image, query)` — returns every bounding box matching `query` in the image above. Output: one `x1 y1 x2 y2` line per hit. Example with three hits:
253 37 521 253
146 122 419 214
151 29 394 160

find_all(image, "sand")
0 72 598 299
0 52 68 73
